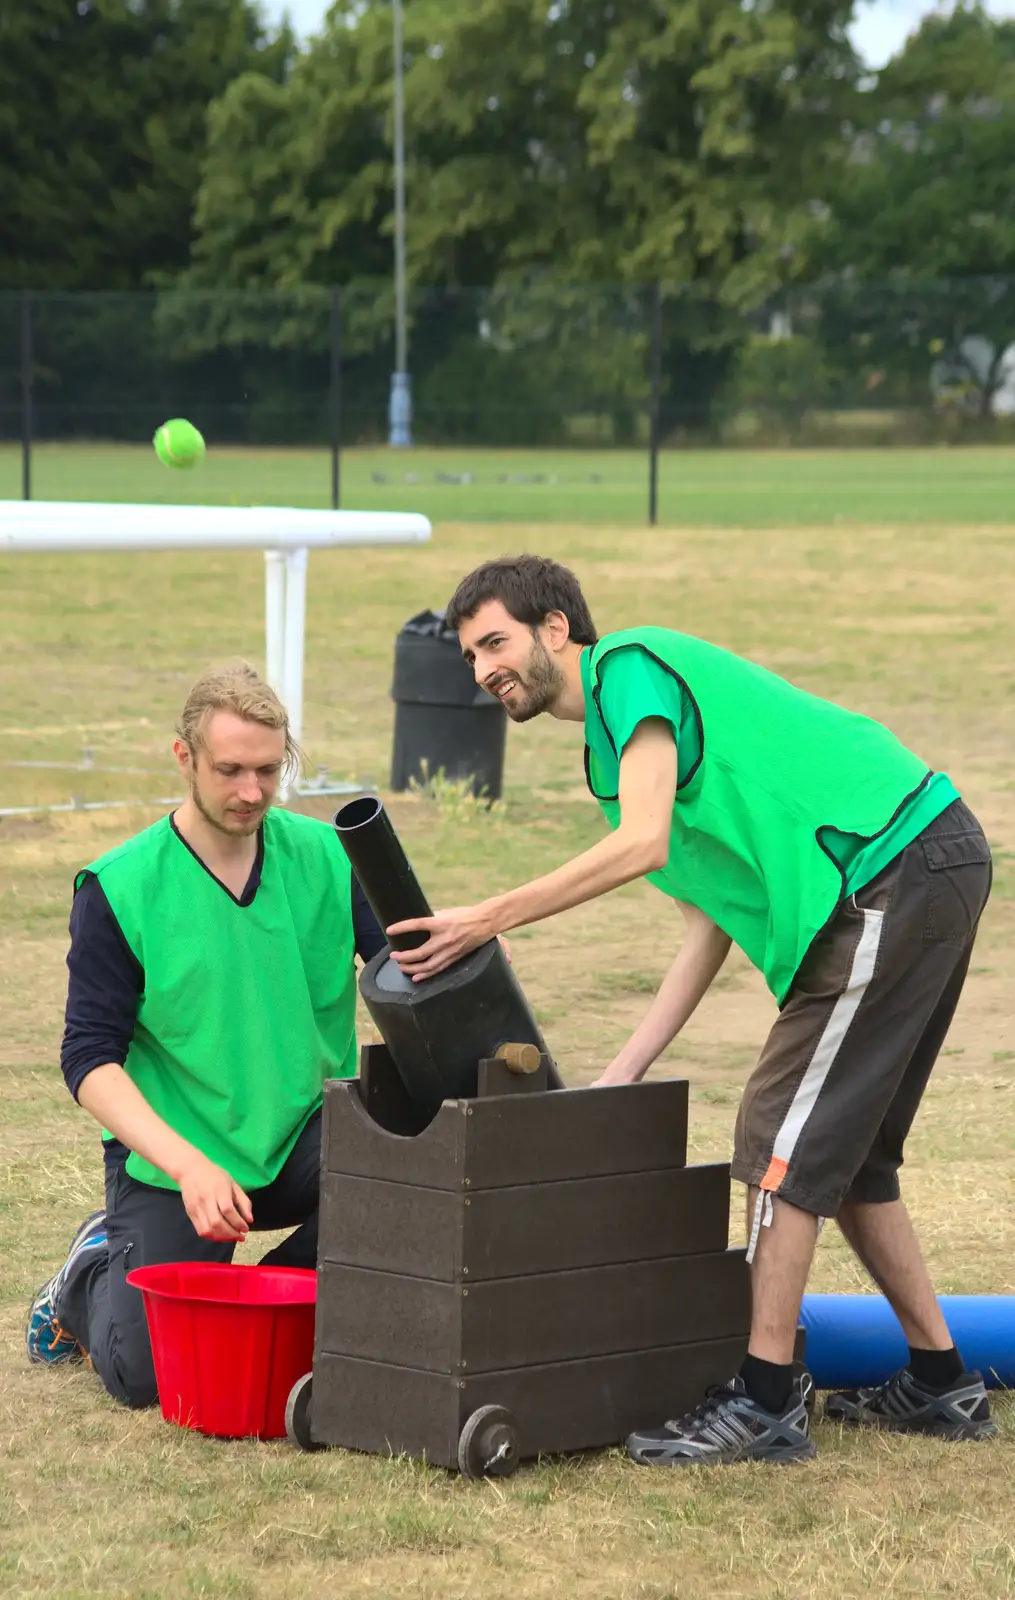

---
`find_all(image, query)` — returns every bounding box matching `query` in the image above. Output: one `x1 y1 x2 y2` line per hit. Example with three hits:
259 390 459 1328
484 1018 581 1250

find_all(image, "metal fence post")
20 289 33 501
648 284 662 527
330 285 342 510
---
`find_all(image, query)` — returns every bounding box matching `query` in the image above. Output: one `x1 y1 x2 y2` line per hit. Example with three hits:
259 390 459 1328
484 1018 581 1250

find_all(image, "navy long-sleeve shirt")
61 817 386 1166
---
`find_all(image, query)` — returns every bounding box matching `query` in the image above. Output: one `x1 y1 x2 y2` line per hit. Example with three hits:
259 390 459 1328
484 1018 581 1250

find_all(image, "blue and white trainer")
26 1210 107 1365
627 1374 817 1467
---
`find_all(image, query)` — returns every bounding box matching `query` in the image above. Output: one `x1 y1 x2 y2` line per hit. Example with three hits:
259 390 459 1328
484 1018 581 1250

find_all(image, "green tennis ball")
153 418 206 470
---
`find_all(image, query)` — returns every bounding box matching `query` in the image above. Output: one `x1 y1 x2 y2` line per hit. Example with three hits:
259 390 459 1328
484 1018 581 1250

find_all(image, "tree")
185 5 398 291
182 0 860 442
814 7 1015 280
0 0 293 290
805 5 1015 418
399 0 859 298
189 0 860 298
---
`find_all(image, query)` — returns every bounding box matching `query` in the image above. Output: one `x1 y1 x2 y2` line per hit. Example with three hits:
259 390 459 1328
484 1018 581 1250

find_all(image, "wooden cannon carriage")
286 1043 750 1478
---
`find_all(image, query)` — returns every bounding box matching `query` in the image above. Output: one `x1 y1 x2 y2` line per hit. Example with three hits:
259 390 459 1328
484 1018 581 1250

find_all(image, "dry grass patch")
1 516 1013 1598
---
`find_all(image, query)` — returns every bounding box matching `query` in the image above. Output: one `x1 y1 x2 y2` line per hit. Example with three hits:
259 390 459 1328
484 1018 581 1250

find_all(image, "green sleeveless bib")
80 808 357 1189
583 628 934 1003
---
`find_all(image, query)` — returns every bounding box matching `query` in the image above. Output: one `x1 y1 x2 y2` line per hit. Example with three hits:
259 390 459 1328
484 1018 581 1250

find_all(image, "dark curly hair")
445 555 597 646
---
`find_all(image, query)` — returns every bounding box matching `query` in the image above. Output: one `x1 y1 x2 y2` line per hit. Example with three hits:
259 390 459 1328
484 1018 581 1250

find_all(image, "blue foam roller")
800 1295 1015 1389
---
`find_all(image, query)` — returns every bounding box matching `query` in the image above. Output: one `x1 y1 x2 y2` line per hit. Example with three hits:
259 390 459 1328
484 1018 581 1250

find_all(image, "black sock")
907 1345 965 1390
739 1353 795 1414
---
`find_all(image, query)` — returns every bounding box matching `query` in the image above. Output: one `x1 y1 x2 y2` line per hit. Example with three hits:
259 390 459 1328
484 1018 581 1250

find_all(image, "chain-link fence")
3 279 1014 509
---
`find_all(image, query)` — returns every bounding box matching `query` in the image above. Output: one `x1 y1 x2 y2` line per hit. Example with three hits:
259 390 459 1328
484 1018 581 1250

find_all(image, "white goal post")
1 501 432 782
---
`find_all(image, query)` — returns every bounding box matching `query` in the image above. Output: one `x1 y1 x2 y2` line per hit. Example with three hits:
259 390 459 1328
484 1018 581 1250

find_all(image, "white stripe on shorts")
766 905 885 1181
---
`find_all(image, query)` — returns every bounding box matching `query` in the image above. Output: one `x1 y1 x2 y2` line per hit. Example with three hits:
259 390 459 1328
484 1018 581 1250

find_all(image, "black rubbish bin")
390 609 507 800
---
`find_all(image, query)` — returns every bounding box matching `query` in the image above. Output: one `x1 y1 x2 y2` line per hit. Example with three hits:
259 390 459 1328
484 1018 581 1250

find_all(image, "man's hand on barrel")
387 903 498 980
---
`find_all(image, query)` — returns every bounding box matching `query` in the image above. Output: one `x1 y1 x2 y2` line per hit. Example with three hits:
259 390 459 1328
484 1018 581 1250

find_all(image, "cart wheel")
457 1405 519 1481
285 1372 323 1452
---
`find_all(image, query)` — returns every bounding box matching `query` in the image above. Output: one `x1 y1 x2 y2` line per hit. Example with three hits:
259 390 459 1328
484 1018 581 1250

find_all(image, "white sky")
265 0 1015 69
850 0 1015 63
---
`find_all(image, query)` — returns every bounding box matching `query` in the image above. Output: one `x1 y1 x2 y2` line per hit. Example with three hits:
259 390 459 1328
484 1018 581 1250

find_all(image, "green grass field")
1 485 1014 1598
2 441 1014 525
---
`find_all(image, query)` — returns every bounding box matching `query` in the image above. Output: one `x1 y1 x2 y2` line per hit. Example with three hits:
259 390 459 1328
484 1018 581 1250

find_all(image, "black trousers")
60 1110 321 1409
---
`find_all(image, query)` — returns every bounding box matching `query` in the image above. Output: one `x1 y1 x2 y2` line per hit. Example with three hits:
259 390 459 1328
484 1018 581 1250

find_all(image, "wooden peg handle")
495 1042 542 1075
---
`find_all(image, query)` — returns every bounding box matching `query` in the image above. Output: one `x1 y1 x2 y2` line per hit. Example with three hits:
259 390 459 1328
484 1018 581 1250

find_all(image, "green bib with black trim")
582 627 933 1004
80 808 358 1190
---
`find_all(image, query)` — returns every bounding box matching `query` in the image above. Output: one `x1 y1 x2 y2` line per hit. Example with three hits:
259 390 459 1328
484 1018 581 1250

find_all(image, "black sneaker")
823 1367 996 1440
626 1375 817 1467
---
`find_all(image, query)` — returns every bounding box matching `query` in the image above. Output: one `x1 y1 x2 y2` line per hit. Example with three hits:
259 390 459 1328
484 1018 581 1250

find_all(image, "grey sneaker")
824 1367 996 1440
627 1375 817 1467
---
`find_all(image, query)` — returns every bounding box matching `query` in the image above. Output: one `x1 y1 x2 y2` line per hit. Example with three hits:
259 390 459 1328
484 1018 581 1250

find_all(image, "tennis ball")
153 418 206 469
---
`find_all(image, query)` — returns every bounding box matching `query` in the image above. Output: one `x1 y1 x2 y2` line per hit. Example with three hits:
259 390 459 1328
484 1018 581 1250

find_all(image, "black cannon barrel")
333 797 561 1121
335 795 431 951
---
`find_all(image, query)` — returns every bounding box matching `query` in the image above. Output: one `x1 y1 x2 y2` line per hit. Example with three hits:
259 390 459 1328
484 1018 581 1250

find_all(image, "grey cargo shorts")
732 799 992 1218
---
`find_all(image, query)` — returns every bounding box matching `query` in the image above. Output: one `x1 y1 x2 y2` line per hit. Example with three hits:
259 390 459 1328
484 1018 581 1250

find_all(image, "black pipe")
333 797 562 1120
335 795 430 949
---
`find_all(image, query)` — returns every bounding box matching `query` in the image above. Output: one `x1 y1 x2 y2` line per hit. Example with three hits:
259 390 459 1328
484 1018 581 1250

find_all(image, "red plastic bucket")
127 1262 317 1439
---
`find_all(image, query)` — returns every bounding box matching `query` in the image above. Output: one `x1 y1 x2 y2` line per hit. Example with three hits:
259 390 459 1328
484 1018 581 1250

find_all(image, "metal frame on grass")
1 501 431 800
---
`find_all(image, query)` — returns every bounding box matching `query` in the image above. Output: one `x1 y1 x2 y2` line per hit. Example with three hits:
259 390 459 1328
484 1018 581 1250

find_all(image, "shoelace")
863 1372 912 1413
46 1317 79 1354
665 1382 739 1433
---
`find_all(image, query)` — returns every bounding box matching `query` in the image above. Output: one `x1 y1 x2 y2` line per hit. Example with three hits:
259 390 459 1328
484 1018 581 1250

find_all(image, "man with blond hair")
27 664 383 1408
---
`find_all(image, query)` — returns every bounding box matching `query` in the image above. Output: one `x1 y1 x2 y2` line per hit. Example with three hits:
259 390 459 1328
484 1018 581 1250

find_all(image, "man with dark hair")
388 555 995 1467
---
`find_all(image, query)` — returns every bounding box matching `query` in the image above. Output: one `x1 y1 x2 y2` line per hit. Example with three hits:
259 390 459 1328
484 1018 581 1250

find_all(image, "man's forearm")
481 823 669 938
388 720 678 980
77 1062 201 1184
598 922 732 1085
